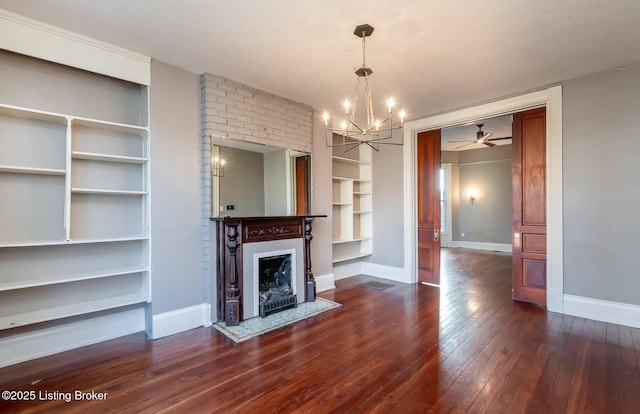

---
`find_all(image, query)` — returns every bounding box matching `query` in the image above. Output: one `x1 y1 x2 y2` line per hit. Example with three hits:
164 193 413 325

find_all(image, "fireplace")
212 215 324 326
257 252 297 317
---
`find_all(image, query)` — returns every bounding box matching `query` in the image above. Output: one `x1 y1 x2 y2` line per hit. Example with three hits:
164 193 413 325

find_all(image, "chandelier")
323 24 406 152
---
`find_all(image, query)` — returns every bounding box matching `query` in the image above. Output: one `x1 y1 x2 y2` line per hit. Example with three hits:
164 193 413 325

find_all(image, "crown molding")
0 9 150 85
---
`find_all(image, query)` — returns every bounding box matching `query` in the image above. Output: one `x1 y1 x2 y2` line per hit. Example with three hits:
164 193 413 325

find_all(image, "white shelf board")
0 293 148 330
0 103 67 124
72 151 147 164
332 251 373 264
332 202 352 206
71 235 149 244
72 117 148 134
332 156 369 165
71 188 147 196
353 192 372 196
0 235 149 248
0 165 65 176
333 176 371 183
0 266 148 292
353 211 372 214
0 104 148 133
332 236 373 244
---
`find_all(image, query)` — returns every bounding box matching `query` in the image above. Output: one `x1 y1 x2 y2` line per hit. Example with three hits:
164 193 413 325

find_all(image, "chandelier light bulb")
340 120 348 130
343 99 351 114
220 159 226 166
387 97 395 112
375 119 381 130
400 109 406 124
322 111 329 125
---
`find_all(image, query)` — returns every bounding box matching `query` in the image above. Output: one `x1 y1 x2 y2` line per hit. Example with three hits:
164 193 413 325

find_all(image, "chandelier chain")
361 33 367 68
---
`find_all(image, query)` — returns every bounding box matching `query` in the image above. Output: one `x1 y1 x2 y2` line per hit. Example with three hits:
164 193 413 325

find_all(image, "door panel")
523 259 546 287
417 130 441 285
522 234 545 253
512 107 547 305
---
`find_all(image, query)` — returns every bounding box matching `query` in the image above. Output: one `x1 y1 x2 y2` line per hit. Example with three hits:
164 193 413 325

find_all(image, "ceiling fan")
450 124 511 149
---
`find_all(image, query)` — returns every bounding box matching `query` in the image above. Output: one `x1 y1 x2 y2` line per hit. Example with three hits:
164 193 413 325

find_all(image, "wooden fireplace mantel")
211 215 326 326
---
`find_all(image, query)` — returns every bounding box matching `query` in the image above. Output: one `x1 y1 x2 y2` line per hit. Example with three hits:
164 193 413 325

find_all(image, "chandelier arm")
363 140 380 152
358 133 404 144
371 141 404 146
328 140 367 147
346 119 365 134
342 142 363 153
325 129 367 147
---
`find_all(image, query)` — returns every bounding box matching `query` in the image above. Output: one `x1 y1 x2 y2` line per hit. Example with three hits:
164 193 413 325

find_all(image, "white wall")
150 60 203 315
368 145 405 267
456 146 512 244
563 64 640 306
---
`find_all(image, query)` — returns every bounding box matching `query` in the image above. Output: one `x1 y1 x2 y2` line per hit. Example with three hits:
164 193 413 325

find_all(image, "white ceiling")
2 0 640 136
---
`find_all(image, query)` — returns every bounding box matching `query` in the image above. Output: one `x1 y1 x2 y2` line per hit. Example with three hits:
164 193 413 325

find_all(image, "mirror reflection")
211 138 311 217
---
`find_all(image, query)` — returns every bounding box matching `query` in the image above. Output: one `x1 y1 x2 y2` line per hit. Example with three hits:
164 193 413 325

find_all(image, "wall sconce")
468 189 477 205
212 156 225 177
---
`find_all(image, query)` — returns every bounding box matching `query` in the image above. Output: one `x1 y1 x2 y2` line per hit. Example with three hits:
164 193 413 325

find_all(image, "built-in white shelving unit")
0 99 150 330
331 136 373 263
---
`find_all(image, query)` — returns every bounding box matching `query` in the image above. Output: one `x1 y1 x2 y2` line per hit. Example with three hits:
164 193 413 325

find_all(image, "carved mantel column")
304 217 316 302
224 219 241 326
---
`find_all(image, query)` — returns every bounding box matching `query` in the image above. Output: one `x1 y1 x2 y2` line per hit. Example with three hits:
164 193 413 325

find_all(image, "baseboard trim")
315 273 335 292
563 294 640 329
361 262 409 284
152 303 211 340
452 241 511 253
0 307 145 368
333 262 410 284
333 262 363 280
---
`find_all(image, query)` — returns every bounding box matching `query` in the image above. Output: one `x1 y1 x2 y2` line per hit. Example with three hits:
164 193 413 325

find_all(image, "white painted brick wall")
199 73 314 307
201 73 313 153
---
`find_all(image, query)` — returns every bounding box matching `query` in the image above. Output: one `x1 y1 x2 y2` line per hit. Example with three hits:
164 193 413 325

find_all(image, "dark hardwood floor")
1 248 639 413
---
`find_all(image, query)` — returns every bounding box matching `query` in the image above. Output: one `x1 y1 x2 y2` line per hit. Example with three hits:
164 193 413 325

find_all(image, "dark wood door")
295 155 309 215
512 107 547 305
417 129 441 285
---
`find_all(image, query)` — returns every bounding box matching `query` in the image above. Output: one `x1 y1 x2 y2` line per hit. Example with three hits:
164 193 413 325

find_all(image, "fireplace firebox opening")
258 254 297 317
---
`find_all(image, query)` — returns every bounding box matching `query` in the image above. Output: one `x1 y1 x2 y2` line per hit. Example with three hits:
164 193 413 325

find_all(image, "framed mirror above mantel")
209 136 311 218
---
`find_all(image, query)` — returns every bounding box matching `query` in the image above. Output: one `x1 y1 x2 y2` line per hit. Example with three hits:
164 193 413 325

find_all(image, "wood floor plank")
483 312 561 413
563 318 596 414
585 321 608 413
618 325 640 412
605 323 625 412
0 248 635 413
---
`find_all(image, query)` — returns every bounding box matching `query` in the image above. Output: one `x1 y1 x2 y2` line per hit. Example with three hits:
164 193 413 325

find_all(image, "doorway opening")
438 114 514 292
440 115 513 254
403 86 563 312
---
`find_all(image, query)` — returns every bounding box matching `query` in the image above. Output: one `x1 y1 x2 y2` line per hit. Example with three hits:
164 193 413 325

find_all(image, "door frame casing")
402 85 563 313
440 162 453 248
